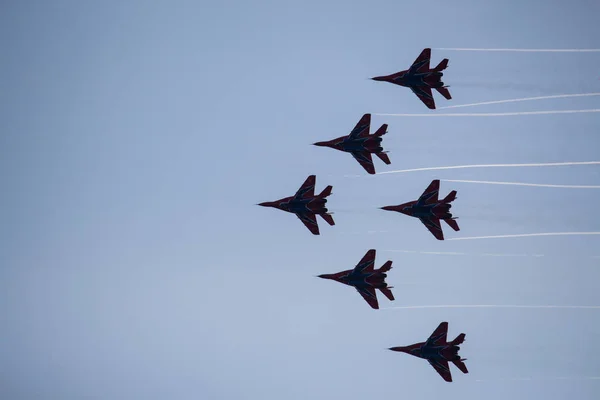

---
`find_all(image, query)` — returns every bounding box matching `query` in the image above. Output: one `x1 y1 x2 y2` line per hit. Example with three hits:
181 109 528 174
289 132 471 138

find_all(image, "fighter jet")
380 179 459 240
389 322 468 382
317 249 394 309
313 113 391 174
371 48 451 109
258 175 334 235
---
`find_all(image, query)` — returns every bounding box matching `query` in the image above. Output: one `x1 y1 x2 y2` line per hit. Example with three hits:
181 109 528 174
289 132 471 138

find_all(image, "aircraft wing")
410 86 436 110
427 321 449 345
294 175 315 199
351 151 376 174
409 48 431 74
355 285 379 309
353 249 376 274
418 179 440 204
295 212 320 235
428 359 453 382
348 113 371 139
419 217 444 241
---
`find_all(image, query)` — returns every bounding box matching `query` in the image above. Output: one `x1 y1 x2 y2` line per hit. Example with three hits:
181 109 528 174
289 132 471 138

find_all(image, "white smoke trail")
375 109 600 117
448 232 600 241
434 48 600 53
376 161 600 175
383 305 600 310
442 179 600 189
475 376 600 383
437 93 600 110
382 249 541 257
383 249 600 259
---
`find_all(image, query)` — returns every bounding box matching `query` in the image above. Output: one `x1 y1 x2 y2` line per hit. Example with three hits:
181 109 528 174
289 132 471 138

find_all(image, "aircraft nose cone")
380 206 394 211
388 346 405 352
317 274 334 280
257 202 271 207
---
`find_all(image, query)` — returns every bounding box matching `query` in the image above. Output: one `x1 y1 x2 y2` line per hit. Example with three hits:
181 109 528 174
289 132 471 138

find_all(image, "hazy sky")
1 1 599 399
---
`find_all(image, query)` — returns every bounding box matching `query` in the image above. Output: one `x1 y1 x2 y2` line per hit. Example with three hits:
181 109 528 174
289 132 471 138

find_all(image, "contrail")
448 232 600 241
442 179 600 189
376 161 600 175
375 109 600 117
437 93 600 110
434 48 600 53
383 305 600 310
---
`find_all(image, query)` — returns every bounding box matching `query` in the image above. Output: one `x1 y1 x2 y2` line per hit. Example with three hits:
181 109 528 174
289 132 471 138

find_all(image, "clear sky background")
1 1 600 399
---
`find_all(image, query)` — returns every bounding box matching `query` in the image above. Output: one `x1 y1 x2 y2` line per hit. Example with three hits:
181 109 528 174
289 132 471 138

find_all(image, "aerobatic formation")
257 48 473 383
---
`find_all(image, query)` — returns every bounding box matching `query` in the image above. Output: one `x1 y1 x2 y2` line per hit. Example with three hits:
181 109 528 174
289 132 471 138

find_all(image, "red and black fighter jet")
389 322 468 382
312 113 391 175
317 249 394 309
258 175 334 235
380 179 459 241
371 48 451 109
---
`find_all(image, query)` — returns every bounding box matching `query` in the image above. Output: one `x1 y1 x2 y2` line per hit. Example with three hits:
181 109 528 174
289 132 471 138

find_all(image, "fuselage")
384 200 453 219
275 195 328 214
320 268 389 289
392 342 461 362
314 135 384 154
374 69 444 88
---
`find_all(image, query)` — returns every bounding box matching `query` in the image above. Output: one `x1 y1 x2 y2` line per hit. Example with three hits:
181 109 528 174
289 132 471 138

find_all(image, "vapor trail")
375 109 600 117
434 48 600 53
437 93 600 110
383 305 600 310
376 161 600 175
442 179 600 189
448 232 600 241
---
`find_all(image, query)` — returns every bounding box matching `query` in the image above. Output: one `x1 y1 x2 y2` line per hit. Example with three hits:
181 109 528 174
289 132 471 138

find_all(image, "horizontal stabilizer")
452 359 468 374
444 218 460 232
451 333 465 345
379 260 393 272
380 287 395 301
442 190 457 203
320 213 335 226
434 58 449 72
374 124 388 136
435 86 452 100
319 185 333 198
375 152 391 165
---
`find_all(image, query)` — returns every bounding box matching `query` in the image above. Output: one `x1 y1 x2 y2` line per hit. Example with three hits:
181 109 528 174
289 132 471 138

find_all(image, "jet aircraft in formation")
258 175 334 235
381 179 460 240
317 249 394 309
257 48 470 383
371 48 451 109
313 113 391 174
389 322 468 382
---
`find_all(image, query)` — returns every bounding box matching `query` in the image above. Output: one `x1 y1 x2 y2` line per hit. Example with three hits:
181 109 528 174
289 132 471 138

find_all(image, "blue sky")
1 1 599 399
